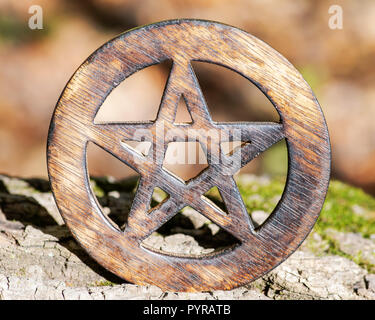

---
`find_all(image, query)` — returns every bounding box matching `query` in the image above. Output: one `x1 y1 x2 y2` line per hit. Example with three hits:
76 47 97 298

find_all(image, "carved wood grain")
47 19 331 292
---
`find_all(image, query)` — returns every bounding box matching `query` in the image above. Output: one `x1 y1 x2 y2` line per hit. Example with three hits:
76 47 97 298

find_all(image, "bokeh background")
0 0 374 195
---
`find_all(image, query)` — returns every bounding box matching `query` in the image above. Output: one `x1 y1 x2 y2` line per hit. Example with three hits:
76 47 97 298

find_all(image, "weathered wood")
47 19 331 292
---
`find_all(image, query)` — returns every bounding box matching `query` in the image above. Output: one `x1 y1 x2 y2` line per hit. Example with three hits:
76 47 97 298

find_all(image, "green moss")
93 280 115 287
320 235 375 274
236 177 375 272
352 250 373 273
236 177 375 238
316 180 375 238
237 176 285 213
18 267 26 277
89 179 105 198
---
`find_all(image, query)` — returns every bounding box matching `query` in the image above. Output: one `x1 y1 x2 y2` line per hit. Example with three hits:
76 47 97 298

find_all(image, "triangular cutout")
149 187 169 211
141 206 240 257
174 96 193 124
94 60 172 123
202 186 228 215
221 141 250 156
121 140 152 157
87 142 140 231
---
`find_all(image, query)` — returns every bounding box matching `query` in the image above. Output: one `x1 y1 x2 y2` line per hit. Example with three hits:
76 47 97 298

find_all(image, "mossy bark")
0 174 374 299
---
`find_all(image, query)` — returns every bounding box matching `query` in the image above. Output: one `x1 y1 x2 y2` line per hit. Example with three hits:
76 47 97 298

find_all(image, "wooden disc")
47 19 331 292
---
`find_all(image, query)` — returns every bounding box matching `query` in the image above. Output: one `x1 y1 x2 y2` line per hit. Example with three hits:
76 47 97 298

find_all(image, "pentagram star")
87 60 284 241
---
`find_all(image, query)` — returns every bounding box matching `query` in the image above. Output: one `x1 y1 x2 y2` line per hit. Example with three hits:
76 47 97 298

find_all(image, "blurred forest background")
0 0 374 195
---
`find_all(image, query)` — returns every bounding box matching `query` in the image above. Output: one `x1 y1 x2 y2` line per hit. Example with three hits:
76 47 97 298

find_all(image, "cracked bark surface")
0 174 374 300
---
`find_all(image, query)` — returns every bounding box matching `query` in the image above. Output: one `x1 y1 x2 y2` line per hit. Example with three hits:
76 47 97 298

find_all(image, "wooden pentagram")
47 19 331 292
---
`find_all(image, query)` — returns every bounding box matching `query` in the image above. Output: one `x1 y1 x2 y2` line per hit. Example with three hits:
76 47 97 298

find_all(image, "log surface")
1 175 374 300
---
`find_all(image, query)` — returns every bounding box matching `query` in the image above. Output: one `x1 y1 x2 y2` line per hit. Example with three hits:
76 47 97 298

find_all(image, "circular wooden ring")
47 19 331 292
